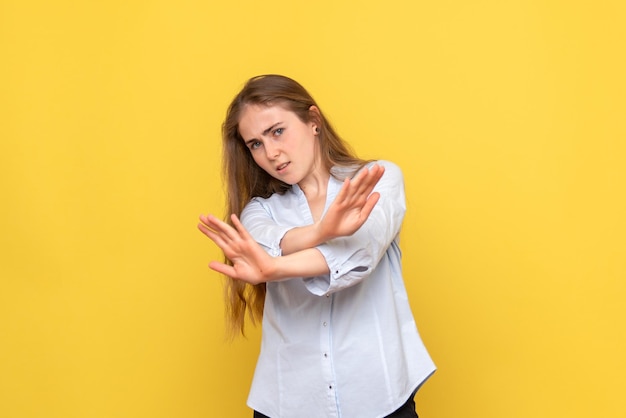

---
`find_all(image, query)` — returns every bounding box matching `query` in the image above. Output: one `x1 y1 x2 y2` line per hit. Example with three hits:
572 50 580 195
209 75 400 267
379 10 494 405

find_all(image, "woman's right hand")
198 213 278 285
199 213 331 282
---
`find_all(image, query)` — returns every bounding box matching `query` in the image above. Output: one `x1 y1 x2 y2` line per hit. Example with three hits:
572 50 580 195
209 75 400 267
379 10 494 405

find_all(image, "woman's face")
238 104 321 185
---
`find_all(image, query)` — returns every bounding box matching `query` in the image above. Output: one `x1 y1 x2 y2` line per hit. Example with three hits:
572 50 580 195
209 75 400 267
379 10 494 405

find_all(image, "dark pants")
253 393 418 418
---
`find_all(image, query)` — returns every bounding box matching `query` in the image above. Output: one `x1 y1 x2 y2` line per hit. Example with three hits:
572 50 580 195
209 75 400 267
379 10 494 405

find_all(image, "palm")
198 214 275 285
319 165 384 239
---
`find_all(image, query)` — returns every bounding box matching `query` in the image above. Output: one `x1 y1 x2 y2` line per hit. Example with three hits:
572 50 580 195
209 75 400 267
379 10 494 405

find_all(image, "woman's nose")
264 141 280 159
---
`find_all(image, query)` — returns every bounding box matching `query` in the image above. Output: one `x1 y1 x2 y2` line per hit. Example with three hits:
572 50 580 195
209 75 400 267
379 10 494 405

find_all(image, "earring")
315 127 320 134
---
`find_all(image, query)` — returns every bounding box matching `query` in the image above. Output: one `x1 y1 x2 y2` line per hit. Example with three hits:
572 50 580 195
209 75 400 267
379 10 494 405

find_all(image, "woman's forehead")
238 104 294 137
240 102 297 121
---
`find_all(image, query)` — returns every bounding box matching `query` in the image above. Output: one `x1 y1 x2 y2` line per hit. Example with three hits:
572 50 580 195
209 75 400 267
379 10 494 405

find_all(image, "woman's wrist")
280 223 328 255
271 248 330 280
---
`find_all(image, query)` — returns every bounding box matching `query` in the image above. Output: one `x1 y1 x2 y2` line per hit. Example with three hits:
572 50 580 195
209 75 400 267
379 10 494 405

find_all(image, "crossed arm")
197 164 385 285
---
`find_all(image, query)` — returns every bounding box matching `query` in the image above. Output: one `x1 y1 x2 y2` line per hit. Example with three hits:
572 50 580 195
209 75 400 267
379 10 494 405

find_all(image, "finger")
360 165 383 187
335 165 385 206
359 191 381 220
368 164 384 182
199 220 244 254
354 165 370 181
333 177 352 205
352 166 374 190
350 167 372 196
204 214 227 230
335 175 369 208
198 223 230 249
199 214 229 232
351 165 381 192
355 165 385 197
197 221 216 237
230 214 253 239
205 214 242 243
208 260 236 277
198 214 213 228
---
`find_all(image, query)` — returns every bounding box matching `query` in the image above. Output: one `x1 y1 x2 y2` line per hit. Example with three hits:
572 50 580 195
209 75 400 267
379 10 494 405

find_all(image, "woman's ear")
308 105 322 134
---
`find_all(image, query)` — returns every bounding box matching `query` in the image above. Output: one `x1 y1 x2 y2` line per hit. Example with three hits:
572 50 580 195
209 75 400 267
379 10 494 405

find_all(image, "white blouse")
242 160 435 418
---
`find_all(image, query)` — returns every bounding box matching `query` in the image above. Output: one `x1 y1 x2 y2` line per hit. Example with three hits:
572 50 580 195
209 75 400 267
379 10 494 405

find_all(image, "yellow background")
1 1 624 417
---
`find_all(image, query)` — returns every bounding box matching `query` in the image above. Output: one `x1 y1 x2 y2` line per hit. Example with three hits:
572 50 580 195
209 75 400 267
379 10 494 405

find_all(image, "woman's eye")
273 128 284 136
250 141 262 150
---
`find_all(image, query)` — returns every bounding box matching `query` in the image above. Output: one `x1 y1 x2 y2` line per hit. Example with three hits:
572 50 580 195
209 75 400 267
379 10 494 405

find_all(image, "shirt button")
323 322 327 327
326 293 330 298
324 353 328 358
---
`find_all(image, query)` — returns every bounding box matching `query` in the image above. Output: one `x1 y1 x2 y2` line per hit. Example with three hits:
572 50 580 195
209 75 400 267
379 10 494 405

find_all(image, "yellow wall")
1 1 624 417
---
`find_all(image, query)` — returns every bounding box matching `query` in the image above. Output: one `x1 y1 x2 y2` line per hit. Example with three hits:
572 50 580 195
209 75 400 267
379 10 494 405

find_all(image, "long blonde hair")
221 74 368 337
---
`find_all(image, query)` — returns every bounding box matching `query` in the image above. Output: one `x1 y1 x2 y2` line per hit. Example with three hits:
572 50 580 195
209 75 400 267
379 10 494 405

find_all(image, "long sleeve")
240 196 299 257
304 160 406 295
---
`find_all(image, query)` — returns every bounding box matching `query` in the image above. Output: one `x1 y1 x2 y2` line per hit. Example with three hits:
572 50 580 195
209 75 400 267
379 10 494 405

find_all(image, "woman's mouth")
276 162 290 172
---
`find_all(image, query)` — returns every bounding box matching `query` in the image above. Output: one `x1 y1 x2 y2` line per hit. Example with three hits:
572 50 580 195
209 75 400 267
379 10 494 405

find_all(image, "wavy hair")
220 74 368 337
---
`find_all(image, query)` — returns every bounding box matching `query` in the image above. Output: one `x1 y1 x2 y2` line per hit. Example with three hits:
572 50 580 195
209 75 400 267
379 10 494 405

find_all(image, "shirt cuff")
256 225 295 257
302 240 373 295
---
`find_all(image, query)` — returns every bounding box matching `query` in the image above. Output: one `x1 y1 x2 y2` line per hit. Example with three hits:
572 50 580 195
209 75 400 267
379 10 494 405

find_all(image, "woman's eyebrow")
262 122 282 136
245 122 282 145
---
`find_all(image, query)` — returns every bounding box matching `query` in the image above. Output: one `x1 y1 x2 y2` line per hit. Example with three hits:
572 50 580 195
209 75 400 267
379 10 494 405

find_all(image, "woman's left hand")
317 164 384 241
198 214 276 284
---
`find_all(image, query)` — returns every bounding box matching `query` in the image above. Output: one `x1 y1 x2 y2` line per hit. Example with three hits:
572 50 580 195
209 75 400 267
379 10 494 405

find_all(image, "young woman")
198 75 435 418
